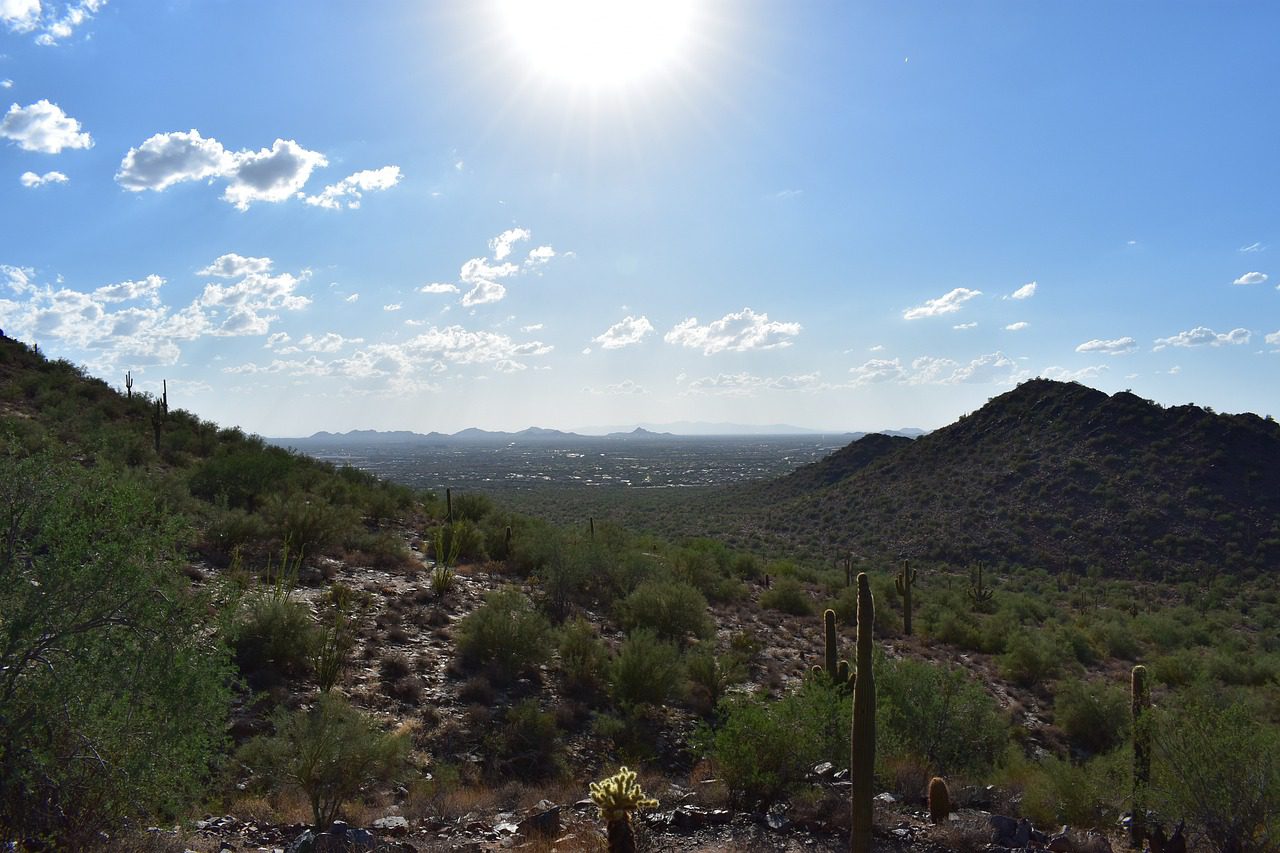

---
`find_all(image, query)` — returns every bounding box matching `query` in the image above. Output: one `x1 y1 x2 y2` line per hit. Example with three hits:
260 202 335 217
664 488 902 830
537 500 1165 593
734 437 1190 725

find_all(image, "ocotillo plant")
1131 664 1151 848
968 562 994 609
589 766 657 853
810 608 853 687
124 370 133 399
850 572 875 853
895 559 918 635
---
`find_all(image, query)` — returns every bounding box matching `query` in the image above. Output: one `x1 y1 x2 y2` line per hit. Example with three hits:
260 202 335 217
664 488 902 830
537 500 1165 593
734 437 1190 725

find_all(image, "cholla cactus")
590 766 658 853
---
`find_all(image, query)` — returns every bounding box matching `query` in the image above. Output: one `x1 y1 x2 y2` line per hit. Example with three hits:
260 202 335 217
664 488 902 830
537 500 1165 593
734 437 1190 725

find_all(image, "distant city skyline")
1 2 1277 435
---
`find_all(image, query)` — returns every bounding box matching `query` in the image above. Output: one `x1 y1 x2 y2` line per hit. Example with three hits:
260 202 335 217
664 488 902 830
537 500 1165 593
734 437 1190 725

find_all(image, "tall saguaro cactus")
124 370 133 399
895 559 918 635
1130 664 1151 848
811 608 852 687
851 572 876 853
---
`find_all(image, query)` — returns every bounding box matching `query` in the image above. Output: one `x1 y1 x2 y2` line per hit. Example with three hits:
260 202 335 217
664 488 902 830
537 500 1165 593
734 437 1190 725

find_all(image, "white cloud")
1005 321 1029 331
849 358 905 385
116 131 331 210
868 344 884 352
1153 326 1251 349
19 169 66 187
265 332 290 348
521 323 543 332
664 307 801 354
525 245 555 267
682 371 825 396
198 253 273 278
953 322 977 330
460 279 506 307
592 315 654 350
1233 271 1268 286
1040 365 1108 382
382 303 401 313
344 293 359 303
0 0 40 32
1008 281 1037 300
0 99 92 153
1265 330 1279 347
33 0 104 44
1075 337 1137 355
93 274 163 304
489 227 531 260
0 80 12 89
303 165 401 210
419 282 459 294
459 255 519 306
1239 242 1265 253
297 332 361 353
903 287 982 320
587 379 647 395
908 352 1018 385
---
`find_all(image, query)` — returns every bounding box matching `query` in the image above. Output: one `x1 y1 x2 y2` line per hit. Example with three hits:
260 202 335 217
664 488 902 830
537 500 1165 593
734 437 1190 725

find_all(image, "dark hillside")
694 379 1280 579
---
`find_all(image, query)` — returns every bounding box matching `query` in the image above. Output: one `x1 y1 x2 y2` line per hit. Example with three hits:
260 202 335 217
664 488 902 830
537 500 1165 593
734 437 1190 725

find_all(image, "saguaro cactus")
445 487 453 523
590 766 657 853
895 559 918 635
1131 664 1151 848
851 572 876 853
150 399 163 452
811 608 853 687
161 379 168 414
125 370 133 399
968 562 994 609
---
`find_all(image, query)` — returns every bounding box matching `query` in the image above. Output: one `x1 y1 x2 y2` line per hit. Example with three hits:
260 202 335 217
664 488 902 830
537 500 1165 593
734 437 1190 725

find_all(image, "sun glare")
496 0 698 88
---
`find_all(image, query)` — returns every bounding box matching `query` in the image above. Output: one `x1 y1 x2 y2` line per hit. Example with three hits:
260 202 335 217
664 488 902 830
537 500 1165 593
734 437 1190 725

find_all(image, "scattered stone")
668 804 731 830
371 816 408 836
518 802 561 838
811 761 835 779
875 792 897 805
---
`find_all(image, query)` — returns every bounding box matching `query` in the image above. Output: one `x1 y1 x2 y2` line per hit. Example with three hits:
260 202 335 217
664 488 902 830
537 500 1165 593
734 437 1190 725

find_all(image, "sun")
495 0 699 88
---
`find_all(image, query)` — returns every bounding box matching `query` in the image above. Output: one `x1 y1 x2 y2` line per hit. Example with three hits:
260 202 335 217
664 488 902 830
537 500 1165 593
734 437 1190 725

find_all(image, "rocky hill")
699 379 1280 578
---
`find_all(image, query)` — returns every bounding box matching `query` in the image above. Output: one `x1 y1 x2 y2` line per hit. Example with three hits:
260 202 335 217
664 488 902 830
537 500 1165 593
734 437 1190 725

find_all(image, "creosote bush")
617 579 711 644
759 575 814 616
610 629 684 709
456 587 552 684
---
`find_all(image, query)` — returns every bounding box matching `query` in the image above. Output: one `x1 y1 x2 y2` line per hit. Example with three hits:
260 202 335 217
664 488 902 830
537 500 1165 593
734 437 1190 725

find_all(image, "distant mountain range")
272 424 927 445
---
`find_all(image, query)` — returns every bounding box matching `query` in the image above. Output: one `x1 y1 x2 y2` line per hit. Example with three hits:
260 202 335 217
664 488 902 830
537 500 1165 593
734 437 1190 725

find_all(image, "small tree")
239 693 407 830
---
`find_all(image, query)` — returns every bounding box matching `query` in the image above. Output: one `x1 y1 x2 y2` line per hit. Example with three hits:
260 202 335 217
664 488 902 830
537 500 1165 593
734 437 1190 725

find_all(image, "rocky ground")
165 533 1126 853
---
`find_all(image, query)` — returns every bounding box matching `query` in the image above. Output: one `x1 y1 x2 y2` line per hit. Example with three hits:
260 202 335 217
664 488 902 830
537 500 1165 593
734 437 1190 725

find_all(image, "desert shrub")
0 451 231 846
558 617 610 698
261 491 356 559
237 693 408 830
228 580 318 686
617 579 711 644
455 588 552 684
484 699 564 779
876 654 1008 777
343 529 414 570
202 505 272 560
537 544 593 620
1089 617 1143 661
701 680 849 808
1205 649 1280 687
759 576 813 616
188 445 294 510
609 629 684 709
1151 685 1280 853
685 648 746 716
1002 750 1128 831
433 517 487 562
1052 678 1130 754
450 492 494 522
1001 629 1063 686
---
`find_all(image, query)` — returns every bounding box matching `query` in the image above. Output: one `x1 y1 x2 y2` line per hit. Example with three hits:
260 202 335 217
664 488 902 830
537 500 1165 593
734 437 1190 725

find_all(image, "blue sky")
1 1 1276 435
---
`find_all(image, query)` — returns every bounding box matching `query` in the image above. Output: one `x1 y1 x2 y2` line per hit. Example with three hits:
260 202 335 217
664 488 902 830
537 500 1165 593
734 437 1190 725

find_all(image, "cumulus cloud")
682 371 824 396
199 253 273 278
303 165 401 210
19 169 66 187
1076 337 1137 355
116 130 349 210
907 352 1018 385
489 227 531 260
383 303 401 312
1008 281 1037 300
592 315 654 350
420 282 459 294
953 322 977 330
93 274 163 304
0 79 11 89
903 287 982 320
521 323 543 332
34 0 104 44
344 293 359 302
525 245 555 267
1153 326 1251 349
1266 330 1280 347
1005 321 1029 331
849 358 904 385
1233 271 1268 286
1040 365 1108 382
0 0 40 32
664 307 801 354
1 100 92 152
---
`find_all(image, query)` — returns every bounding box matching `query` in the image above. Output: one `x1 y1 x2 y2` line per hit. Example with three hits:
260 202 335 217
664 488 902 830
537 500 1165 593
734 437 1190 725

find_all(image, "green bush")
759 576 813 616
558 617 610 698
262 491 356 559
1151 685 1280 853
609 629 684 709
450 491 494 522
228 581 319 686
456 588 552 683
484 699 564 779
685 647 746 716
0 451 231 846
238 693 408 829
876 654 1008 777
701 680 849 808
1001 630 1063 686
1052 678 1130 754
1003 750 1128 831
617 579 711 644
